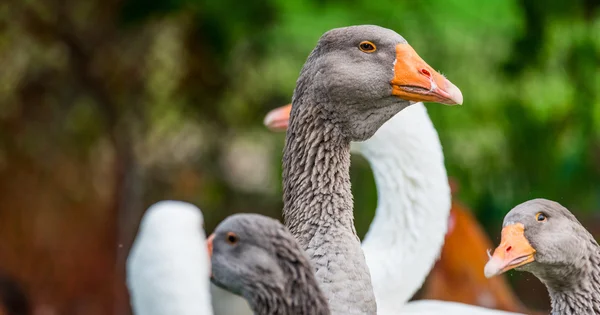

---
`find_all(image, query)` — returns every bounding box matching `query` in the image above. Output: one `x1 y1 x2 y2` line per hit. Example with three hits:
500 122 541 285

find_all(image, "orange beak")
391 43 463 105
207 233 215 276
207 233 214 257
484 223 536 278
264 104 292 132
264 44 461 131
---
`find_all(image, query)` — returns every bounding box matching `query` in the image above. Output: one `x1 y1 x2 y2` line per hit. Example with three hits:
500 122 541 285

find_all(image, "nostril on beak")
506 246 512 253
420 68 431 77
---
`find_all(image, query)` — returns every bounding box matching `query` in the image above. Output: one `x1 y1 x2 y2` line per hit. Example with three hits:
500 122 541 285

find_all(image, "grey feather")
283 25 415 315
504 199 600 315
210 214 330 315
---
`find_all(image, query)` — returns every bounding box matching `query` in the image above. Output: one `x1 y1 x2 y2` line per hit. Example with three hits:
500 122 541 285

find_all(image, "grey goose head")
291 25 463 141
485 198 600 287
485 199 600 314
208 214 330 315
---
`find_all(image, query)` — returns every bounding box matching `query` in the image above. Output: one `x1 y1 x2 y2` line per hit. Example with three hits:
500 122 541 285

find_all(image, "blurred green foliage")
117 0 600 233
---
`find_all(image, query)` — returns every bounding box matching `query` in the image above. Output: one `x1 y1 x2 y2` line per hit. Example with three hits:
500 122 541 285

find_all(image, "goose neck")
282 101 377 315
244 272 330 315
282 105 353 244
546 247 600 315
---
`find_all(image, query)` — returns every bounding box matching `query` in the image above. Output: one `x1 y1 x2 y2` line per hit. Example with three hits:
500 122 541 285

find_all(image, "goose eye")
358 41 376 53
226 232 239 245
536 212 547 222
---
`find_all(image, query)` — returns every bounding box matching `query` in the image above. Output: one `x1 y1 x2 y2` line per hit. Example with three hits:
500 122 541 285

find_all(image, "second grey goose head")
208 214 330 315
291 25 463 141
485 199 598 281
485 199 600 314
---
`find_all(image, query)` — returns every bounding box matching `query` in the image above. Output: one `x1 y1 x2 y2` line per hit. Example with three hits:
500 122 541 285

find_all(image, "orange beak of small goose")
484 223 536 278
207 233 215 277
391 43 463 105
263 104 292 132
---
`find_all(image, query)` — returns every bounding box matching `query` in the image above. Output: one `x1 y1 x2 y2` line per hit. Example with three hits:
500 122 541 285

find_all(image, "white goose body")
356 103 451 311
357 103 522 314
127 201 213 315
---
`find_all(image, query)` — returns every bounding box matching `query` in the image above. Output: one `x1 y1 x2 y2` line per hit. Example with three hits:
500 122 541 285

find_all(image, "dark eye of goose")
358 41 376 53
536 212 547 222
226 232 239 245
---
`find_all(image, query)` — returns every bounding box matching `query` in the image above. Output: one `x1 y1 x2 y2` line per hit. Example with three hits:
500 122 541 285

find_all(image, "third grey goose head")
283 25 463 314
209 213 330 315
485 198 600 315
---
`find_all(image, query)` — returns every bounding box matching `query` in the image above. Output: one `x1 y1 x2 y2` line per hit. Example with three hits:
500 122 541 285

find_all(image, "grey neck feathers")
244 253 330 315
542 240 600 315
283 100 354 246
282 100 377 314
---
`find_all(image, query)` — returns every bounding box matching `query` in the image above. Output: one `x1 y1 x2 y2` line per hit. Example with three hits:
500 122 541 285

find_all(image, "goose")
127 202 328 315
485 198 600 315
422 196 532 313
126 201 213 315
208 213 330 315
279 24 462 314
127 201 326 315
267 102 449 308
266 102 524 315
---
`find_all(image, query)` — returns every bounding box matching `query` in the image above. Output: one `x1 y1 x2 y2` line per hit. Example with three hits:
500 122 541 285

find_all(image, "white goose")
127 201 213 315
264 103 523 315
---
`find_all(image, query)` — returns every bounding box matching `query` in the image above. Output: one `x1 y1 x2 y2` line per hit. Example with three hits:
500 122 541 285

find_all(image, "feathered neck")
357 103 451 311
282 98 377 315
243 250 330 315
543 241 600 315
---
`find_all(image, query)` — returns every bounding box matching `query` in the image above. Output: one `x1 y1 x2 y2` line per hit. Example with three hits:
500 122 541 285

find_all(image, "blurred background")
1 0 599 314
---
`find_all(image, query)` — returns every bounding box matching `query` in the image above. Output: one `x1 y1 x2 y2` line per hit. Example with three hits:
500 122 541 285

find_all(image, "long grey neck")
542 243 600 315
245 260 330 315
282 101 377 315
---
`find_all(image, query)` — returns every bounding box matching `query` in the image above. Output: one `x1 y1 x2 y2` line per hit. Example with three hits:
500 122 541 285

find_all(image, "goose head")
289 25 462 141
484 199 596 285
208 214 314 294
208 214 329 314
208 214 290 296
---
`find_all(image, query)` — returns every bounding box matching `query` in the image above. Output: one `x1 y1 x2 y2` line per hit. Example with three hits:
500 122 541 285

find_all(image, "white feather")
355 103 523 314
127 200 213 315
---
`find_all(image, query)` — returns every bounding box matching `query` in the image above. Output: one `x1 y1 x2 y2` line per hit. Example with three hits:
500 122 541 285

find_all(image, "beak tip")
453 93 463 106
263 105 292 132
445 81 463 105
263 111 276 128
483 257 503 279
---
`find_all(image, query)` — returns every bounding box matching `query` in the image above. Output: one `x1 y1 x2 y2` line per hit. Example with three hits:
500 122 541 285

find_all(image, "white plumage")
127 201 213 315
357 103 452 310
356 103 523 314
